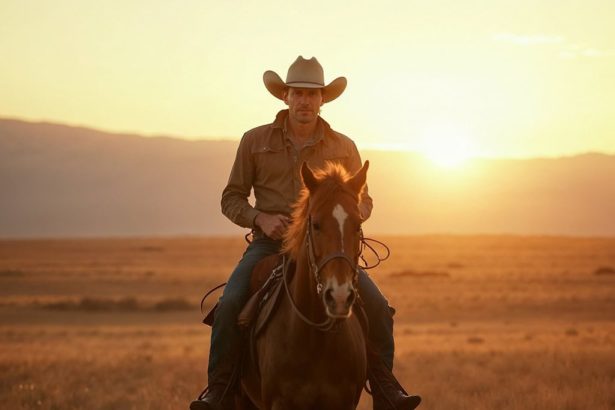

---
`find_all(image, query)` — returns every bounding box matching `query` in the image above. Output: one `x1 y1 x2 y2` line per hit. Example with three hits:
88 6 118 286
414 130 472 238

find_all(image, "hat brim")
263 70 347 103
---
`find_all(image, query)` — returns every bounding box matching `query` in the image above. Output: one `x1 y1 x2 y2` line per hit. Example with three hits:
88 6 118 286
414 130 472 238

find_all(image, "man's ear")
283 88 290 105
301 162 319 192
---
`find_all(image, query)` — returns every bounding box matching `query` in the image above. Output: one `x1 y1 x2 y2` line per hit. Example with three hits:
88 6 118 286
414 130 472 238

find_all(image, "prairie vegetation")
1 235 614 409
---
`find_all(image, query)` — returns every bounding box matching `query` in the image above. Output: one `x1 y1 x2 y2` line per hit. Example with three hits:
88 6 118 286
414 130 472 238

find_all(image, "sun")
417 124 476 168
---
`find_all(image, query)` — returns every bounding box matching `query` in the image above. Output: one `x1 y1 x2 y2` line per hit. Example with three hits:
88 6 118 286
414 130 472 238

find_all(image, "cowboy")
191 56 421 410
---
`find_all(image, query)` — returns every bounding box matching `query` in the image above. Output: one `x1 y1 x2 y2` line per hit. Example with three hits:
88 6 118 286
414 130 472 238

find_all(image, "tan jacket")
221 110 373 229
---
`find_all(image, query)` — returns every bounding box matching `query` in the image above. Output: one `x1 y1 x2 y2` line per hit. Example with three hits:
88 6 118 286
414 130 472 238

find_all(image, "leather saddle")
237 256 292 336
202 254 291 336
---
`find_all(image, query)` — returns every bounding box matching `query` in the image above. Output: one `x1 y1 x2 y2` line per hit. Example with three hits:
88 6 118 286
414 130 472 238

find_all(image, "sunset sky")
1 0 614 159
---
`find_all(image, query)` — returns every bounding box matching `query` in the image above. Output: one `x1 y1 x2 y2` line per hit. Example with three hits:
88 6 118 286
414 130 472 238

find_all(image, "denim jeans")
207 237 395 377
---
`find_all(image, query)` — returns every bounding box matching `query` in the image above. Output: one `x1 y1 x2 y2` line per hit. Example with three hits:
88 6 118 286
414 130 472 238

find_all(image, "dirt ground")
1 235 614 409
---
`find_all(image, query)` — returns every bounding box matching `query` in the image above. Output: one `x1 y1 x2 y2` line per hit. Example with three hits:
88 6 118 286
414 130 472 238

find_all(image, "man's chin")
294 112 317 123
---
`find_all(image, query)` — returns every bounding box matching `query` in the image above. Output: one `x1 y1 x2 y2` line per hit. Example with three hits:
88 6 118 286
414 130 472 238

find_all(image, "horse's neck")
289 250 328 325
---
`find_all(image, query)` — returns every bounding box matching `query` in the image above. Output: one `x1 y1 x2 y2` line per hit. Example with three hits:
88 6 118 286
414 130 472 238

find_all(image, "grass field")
1 235 614 409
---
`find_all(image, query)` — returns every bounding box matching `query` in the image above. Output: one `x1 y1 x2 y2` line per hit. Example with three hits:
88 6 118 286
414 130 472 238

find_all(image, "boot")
368 353 421 410
190 379 235 410
190 381 235 410
190 360 237 410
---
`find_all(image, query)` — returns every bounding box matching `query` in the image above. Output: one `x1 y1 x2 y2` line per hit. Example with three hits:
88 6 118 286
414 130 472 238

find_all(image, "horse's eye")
312 222 320 231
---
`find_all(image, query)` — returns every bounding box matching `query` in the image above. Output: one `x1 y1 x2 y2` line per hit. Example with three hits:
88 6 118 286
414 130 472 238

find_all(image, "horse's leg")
270 401 285 410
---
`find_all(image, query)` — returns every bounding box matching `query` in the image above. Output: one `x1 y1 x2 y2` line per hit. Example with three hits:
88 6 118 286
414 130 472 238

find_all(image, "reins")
280 220 392 331
281 254 338 332
200 234 391 317
200 282 226 315
358 232 390 270
200 229 390 326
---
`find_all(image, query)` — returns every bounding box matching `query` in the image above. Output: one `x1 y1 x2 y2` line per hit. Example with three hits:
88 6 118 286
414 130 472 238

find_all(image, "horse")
240 160 370 410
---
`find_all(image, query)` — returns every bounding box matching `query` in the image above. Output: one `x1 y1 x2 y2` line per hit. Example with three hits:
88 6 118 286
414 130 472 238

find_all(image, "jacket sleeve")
220 134 260 229
346 140 374 221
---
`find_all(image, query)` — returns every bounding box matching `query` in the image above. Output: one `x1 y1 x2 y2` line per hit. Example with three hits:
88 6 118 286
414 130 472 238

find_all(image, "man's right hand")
254 213 290 240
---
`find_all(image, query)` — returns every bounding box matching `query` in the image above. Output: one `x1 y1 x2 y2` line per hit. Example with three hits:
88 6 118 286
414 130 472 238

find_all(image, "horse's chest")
261 347 364 409
274 378 356 410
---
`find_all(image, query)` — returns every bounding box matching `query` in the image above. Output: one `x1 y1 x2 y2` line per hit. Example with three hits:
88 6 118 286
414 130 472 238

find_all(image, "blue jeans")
207 237 395 377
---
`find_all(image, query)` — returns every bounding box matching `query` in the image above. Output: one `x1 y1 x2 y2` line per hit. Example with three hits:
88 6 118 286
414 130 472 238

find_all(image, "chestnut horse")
241 161 370 410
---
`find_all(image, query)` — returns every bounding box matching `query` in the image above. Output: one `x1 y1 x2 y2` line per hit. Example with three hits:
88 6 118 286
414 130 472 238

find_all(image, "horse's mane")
282 162 360 260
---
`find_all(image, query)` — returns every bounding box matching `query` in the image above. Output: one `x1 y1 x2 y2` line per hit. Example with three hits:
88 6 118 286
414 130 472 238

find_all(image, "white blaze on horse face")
332 203 348 252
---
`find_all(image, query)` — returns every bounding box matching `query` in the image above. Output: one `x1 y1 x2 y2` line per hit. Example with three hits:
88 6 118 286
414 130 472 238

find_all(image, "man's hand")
254 213 290 240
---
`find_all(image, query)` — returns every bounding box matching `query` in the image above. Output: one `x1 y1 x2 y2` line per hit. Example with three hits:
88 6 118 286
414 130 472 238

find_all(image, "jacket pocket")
308 144 350 171
251 145 289 184
321 144 350 161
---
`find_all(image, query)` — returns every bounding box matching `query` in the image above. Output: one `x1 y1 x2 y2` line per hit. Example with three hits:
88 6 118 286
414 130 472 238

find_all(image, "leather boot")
368 352 421 410
190 363 237 410
189 382 234 410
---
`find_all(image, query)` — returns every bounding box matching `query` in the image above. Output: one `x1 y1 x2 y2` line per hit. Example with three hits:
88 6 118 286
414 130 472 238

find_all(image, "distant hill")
1 118 614 237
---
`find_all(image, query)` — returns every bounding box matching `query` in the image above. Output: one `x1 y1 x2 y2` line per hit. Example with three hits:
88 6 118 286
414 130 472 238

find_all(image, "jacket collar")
271 109 333 140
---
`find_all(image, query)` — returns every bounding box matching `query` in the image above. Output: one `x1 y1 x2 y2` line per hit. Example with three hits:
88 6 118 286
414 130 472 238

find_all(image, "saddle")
201 254 291 335
237 255 292 336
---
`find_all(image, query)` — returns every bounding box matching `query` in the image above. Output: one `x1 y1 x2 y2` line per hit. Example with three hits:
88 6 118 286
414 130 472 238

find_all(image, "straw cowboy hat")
263 56 347 103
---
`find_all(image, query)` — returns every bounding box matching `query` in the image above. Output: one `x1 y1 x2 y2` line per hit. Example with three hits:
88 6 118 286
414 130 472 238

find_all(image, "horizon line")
2 232 615 241
2 114 614 161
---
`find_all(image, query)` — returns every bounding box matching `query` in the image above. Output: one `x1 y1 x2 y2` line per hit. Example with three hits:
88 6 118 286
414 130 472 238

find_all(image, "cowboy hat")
263 56 347 103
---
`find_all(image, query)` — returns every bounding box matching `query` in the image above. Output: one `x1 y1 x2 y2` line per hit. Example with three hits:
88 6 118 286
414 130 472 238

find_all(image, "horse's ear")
301 162 319 191
348 160 369 193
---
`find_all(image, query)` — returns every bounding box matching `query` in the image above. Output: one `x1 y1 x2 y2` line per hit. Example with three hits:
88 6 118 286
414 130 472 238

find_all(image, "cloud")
493 33 565 45
493 32 612 59
559 46 613 60
580 48 613 58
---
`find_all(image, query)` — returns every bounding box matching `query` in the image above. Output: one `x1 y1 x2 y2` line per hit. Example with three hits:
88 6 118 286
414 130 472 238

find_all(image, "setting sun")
417 124 476 168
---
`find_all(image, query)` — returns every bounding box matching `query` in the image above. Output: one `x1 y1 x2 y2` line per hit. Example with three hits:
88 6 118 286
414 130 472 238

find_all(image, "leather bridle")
305 214 360 295
282 213 361 332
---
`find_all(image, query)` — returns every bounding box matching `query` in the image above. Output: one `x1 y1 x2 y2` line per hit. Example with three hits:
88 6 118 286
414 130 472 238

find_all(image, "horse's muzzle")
323 283 357 319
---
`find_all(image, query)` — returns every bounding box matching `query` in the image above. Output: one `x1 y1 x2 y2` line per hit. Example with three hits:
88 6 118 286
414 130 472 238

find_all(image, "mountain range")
1 118 614 237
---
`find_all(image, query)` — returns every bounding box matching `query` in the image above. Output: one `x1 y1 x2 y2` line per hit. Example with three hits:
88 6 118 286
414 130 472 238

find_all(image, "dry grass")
1 235 614 409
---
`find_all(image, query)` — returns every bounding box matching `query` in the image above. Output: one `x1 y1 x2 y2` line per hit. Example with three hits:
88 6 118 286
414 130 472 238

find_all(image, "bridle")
282 213 361 332
305 214 360 295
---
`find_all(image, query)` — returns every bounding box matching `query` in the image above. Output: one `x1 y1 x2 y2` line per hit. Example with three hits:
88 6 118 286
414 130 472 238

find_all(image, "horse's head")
284 160 369 319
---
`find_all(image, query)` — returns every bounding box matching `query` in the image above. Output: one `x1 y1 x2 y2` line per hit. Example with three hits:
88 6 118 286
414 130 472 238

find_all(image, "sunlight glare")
418 124 476 168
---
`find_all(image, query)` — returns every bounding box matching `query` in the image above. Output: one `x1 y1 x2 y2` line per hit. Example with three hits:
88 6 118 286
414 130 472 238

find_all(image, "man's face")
284 87 324 125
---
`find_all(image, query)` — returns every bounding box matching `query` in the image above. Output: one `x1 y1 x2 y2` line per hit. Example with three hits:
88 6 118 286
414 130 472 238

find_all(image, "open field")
1 235 614 409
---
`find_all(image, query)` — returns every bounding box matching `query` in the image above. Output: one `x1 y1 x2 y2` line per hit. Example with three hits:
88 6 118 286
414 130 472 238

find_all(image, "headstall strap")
306 214 360 293
306 215 323 293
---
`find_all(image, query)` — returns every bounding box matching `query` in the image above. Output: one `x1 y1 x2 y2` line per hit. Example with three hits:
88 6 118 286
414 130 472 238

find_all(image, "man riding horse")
191 56 421 410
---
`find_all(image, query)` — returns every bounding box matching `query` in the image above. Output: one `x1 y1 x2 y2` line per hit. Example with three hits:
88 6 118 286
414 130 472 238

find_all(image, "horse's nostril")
324 288 334 304
346 290 357 307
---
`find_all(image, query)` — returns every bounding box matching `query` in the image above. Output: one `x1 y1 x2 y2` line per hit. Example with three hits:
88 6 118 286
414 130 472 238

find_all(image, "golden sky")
1 0 614 159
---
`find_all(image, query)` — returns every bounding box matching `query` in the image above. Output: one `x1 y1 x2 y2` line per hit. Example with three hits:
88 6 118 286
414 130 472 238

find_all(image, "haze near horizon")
1 0 614 160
